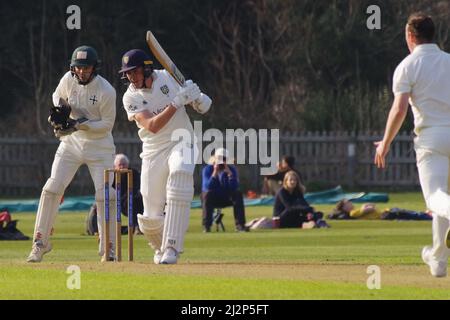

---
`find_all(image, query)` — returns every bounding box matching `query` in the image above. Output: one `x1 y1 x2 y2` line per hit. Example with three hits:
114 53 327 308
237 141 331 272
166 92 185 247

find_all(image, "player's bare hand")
212 164 220 176
374 140 389 169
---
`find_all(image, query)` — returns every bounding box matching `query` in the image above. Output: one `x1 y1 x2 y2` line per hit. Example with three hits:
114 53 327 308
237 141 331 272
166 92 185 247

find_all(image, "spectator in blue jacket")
201 148 248 232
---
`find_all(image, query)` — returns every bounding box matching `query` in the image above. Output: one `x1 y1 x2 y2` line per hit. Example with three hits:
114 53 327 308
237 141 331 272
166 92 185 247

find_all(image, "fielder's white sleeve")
392 59 412 95
52 72 72 106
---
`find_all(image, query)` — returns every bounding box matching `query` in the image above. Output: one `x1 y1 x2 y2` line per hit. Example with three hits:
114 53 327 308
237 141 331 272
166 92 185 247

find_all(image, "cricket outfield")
1 192 450 300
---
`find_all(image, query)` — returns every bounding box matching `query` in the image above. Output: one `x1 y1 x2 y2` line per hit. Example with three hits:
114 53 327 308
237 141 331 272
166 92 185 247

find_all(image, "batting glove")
173 80 201 109
191 93 212 114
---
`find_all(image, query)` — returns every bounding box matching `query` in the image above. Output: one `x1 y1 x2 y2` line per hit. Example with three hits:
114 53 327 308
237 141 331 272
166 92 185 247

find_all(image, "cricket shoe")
422 246 447 277
159 247 178 264
153 250 163 265
27 240 52 263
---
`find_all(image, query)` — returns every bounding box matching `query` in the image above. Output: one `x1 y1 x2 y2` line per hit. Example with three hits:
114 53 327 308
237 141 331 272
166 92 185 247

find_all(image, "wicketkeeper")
27 46 117 262
119 49 211 264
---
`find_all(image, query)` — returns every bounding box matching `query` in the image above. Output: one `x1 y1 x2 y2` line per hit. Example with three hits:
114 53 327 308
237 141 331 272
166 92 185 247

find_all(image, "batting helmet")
119 49 153 78
70 46 100 68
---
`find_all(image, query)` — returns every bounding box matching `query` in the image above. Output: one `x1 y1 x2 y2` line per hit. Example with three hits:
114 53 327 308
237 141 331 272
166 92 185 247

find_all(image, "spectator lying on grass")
328 199 432 220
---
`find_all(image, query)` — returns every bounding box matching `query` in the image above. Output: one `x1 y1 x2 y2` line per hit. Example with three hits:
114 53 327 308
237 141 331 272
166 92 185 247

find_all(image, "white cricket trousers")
32 140 116 255
140 142 197 253
415 126 450 263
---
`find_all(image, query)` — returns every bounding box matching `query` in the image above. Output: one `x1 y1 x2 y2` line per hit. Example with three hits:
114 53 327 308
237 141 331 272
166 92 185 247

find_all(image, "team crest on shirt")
160 85 170 95
89 95 98 105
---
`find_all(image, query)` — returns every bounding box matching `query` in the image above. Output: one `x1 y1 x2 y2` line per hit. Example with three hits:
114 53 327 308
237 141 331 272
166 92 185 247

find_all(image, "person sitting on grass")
273 170 328 229
328 199 432 220
262 156 304 196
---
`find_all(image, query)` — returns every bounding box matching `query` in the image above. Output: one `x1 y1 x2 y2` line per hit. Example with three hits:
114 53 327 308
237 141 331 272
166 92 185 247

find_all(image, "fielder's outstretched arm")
374 93 410 169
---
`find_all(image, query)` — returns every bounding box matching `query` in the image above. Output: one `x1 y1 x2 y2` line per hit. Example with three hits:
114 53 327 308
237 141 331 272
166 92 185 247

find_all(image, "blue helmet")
119 49 153 75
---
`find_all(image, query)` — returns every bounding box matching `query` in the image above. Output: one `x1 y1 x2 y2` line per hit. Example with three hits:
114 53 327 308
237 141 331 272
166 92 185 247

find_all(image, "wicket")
104 169 134 262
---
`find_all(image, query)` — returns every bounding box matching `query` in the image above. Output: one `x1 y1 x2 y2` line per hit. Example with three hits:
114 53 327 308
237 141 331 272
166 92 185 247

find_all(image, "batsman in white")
27 46 117 262
375 13 450 277
119 49 211 264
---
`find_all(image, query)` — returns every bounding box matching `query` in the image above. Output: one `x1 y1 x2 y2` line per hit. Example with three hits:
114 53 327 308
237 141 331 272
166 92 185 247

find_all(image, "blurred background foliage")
1 0 449 135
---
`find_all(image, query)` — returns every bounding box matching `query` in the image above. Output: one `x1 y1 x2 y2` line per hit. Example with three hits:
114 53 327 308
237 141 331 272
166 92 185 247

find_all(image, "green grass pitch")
1 192 450 300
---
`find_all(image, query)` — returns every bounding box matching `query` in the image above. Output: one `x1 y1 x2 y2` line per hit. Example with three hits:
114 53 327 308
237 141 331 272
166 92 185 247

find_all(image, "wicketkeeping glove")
48 104 72 130
53 118 88 138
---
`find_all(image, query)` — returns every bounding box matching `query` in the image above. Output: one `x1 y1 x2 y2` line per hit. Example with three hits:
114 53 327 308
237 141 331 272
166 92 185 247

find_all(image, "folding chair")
213 208 225 232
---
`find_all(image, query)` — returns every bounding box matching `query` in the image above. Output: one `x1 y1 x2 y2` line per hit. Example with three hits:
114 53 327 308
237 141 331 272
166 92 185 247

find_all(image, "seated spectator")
273 170 328 228
111 154 143 231
86 154 144 235
0 208 30 240
328 199 432 220
263 156 304 196
201 148 248 232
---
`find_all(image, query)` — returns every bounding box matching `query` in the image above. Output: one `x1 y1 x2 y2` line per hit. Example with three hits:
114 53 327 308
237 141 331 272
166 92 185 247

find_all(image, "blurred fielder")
27 46 117 262
375 13 450 277
119 49 211 264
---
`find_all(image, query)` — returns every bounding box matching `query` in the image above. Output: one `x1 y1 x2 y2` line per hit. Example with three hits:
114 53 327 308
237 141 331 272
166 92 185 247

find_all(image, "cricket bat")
146 31 186 87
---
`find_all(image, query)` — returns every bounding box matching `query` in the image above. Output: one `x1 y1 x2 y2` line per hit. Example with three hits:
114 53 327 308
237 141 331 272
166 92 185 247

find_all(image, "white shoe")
27 240 52 263
422 246 447 277
153 250 163 265
159 247 178 264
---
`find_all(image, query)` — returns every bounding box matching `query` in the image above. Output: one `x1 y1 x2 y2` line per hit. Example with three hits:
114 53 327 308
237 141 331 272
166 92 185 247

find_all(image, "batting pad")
138 214 164 251
162 170 194 253
33 178 64 246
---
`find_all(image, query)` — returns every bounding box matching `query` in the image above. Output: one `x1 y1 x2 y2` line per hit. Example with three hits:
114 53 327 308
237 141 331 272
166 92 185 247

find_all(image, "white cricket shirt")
393 44 450 134
123 70 194 159
52 71 116 152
